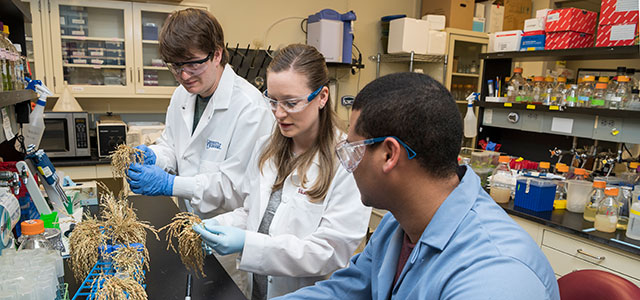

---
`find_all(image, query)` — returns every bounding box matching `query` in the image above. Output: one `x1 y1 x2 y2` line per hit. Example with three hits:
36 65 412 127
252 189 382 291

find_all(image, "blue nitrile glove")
135 145 156 165
192 224 245 256
199 219 219 255
127 163 175 196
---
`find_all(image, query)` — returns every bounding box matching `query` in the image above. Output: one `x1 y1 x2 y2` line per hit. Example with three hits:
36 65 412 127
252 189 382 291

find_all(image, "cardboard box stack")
545 8 597 50
520 9 551 51
596 0 639 47
503 0 532 31
388 16 447 55
422 0 475 30
481 1 505 33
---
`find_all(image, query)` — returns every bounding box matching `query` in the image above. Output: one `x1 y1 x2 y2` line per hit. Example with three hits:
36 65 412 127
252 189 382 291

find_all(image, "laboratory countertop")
51 155 111 167
64 196 247 300
500 201 640 256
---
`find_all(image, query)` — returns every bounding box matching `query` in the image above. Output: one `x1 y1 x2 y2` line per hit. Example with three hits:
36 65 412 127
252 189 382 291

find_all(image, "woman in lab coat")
193 44 371 300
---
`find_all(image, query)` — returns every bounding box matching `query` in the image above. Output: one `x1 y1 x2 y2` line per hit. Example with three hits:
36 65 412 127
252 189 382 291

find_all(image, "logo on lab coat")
206 139 222 150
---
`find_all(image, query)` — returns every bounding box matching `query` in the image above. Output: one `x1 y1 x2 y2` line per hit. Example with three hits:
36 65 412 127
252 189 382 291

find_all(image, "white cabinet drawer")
511 215 543 246
542 245 640 287
542 229 640 281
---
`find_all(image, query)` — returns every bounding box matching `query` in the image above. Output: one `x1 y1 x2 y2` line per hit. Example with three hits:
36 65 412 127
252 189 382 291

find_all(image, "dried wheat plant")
159 212 205 277
69 213 106 282
93 274 147 300
111 245 147 283
110 144 145 178
98 182 159 266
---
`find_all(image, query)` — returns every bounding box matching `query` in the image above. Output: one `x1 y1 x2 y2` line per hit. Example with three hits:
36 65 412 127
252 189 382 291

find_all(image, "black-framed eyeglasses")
165 52 213 76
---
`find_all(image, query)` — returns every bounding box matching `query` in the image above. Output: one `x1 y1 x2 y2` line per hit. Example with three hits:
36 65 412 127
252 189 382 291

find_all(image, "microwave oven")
40 112 90 157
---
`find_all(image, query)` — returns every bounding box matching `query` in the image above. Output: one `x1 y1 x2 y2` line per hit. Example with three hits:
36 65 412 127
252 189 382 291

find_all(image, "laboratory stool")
557 269 640 300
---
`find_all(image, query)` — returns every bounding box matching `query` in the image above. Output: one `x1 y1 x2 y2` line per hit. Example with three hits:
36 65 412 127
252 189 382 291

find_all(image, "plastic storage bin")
515 177 557 211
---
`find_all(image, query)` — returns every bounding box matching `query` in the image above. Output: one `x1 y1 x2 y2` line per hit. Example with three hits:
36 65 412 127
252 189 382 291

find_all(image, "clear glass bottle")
626 195 640 240
566 83 579 107
519 78 533 103
578 76 595 107
542 76 555 105
584 180 606 222
531 76 545 104
628 88 640 111
17 219 54 251
464 84 474 98
618 186 632 230
555 164 569 201
608 66 626 92
509 67 525 103
595 188 620 233
470 60 477 74
611 75 631 110
490 156 514 204
591 82 608 108
552 77 568 105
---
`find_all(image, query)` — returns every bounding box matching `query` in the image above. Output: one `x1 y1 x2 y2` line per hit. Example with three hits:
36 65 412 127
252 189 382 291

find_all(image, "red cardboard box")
545 31 594 49
596 23 639 47
545 8 598 35
600 0 639 26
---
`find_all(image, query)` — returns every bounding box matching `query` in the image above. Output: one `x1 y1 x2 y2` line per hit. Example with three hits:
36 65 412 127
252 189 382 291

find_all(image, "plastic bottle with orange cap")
584 180 607 222
578 75 595 107
611 75 631 109
17 219 53 251
595 187 620 233
490 156 515 204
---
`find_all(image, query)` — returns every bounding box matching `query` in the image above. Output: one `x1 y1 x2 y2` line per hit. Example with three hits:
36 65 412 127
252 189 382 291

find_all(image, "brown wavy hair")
158 8 228 65
258 44 341 203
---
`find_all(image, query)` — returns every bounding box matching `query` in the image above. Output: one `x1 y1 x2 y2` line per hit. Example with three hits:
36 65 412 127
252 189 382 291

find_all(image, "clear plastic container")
595 188 620 233
578 76 595 107
566 84 580 107
584 180 606 222
591 82 608 108
542 76 555 105
531 76 545 104
519 78 533 103
17 219 54 251
618 186 632 230
611 75 630 110
555 164 569 201
490 156 515 204
566 179 593 213
508 67 525 103
626 195 640 240
552 77 568 105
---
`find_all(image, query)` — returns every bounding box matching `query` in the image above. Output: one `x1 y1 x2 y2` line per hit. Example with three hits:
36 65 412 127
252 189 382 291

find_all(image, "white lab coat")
214 135 372 299
150 64 275 217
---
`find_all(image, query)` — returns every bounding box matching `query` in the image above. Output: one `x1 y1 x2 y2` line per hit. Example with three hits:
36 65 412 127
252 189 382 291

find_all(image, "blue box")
520 34 545 51
142 23 158 40
514 178 556 212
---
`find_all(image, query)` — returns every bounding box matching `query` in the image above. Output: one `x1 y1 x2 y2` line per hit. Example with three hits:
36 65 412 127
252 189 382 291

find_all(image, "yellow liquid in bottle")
583 206 597 222
595 215 618 233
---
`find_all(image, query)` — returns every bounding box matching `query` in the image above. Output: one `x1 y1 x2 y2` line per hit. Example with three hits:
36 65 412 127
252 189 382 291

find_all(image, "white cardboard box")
524 18 546 32
489 30 523 52
475 3 486 18
536 9 552 19
426 30 447 55
420 14 446 31
388 18 429 54
481 1 505 33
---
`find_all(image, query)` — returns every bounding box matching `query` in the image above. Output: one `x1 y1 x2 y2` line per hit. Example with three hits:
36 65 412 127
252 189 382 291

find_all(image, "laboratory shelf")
480 46 640 61
378 52 446 63
477 101 640 119
452 72 480 78
142 40 159 44
326 62 365 69
0 90 37 107
61 35 125 42
143 66 169 70
63 63 126 69
0 0 31 22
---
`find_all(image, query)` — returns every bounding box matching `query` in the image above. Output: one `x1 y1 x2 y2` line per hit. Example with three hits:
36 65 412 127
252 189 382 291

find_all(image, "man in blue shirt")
274 73 560 300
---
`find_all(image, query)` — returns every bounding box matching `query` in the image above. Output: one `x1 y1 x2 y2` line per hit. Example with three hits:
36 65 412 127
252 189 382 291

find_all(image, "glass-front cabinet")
23 0 53 87
133 3 178 95
45 0 203 97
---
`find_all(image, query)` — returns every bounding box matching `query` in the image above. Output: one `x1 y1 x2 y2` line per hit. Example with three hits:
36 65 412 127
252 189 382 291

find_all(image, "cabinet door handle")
129 68 133 83
138 68 141 83
576 249 605 262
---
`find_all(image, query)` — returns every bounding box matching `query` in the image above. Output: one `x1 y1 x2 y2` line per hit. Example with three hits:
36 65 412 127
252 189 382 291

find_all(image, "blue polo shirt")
275 165 560 300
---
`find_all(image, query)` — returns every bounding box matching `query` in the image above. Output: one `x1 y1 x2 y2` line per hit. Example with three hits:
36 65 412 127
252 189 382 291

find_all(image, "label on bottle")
551 96 558 101
515 96 523 102
567 96 577 102
591 99 606 106
611 96 622 102
578 96 590 103
632 208 640 216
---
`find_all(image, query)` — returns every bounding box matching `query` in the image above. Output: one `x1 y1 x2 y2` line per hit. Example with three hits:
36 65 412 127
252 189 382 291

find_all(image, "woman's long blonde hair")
258 44 341 202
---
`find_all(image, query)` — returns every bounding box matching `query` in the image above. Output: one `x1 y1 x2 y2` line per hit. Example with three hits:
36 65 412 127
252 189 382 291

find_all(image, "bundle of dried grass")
98 182 159 266
111 245 147 283
110 144 144 178
159 212 205 277
69 214 106 282
93 274 147 300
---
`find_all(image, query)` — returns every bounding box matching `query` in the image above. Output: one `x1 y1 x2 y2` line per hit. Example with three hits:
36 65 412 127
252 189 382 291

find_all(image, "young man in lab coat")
274 73 560 300
126 8 273 295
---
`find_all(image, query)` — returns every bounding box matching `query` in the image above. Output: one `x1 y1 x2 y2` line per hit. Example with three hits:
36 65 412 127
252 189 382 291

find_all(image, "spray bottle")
464 92 478 138
23 78 52 148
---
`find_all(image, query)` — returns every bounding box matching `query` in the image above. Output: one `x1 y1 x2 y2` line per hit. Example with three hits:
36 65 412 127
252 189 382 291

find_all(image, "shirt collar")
419 165 480 251
208 64 235 111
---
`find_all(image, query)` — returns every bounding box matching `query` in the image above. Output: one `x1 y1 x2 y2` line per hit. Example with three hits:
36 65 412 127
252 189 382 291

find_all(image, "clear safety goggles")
263 85 323 113
165 51 212 76
335 136 417 173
